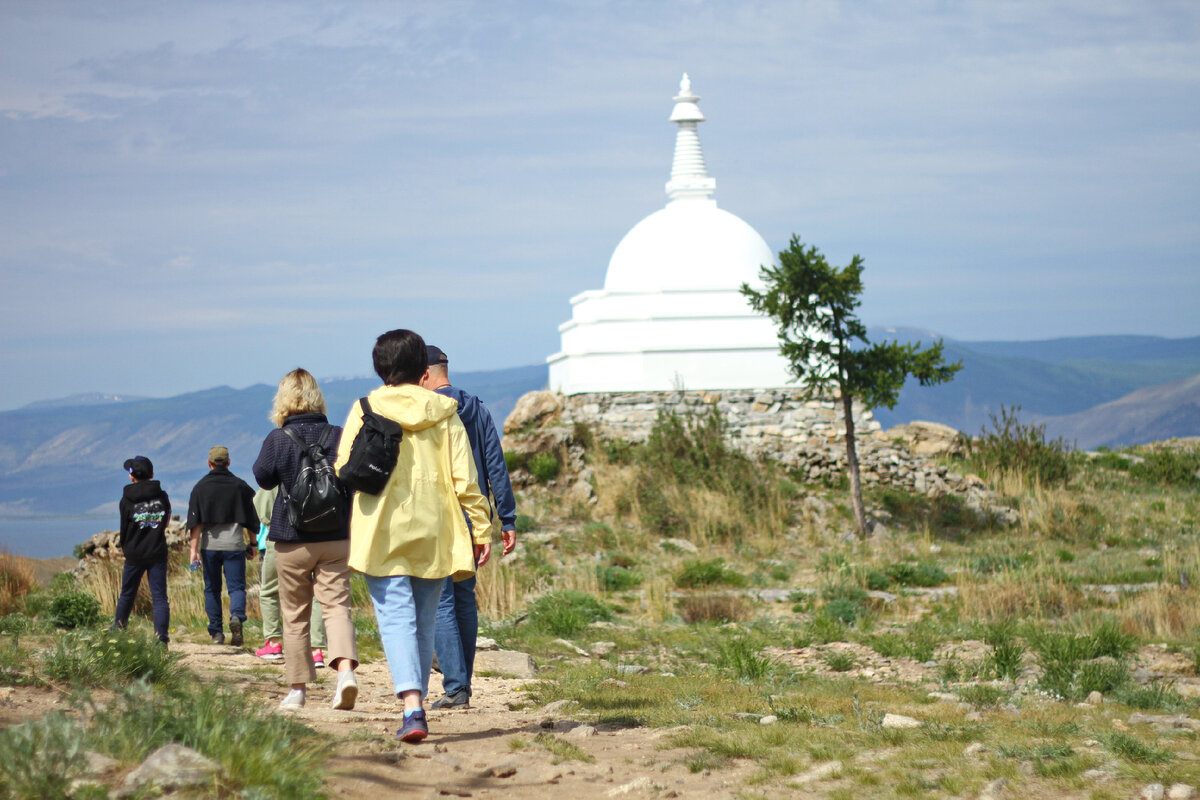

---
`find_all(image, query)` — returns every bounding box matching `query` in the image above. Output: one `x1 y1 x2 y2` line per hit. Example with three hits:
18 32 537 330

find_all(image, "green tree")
741 235 962 536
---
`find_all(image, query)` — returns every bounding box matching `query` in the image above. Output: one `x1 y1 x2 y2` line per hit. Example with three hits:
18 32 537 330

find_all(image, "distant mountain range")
0 366 546 518
869 329 1200 446
1 333 1197 518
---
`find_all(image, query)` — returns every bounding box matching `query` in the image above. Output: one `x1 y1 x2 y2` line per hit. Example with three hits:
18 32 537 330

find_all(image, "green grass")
533 732 596 764
41 627 185 691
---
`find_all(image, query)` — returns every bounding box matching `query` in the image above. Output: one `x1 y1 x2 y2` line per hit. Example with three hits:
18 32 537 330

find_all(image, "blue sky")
1 1 1197 409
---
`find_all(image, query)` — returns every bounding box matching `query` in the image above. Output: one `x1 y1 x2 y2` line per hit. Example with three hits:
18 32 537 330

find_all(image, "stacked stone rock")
72 519 189 578
504 390 1017 526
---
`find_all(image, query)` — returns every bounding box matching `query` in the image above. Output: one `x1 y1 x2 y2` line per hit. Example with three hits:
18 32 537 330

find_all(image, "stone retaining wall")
505 389 1016 524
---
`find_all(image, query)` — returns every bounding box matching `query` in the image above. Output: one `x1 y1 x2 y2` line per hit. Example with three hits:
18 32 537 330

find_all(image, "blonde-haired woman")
253 368 358 709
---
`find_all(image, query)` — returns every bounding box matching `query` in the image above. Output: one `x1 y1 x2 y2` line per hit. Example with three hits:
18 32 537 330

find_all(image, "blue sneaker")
395 709 428 742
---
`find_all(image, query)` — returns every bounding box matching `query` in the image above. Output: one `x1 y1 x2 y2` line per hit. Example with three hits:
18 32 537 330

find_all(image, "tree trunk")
841 391 868 537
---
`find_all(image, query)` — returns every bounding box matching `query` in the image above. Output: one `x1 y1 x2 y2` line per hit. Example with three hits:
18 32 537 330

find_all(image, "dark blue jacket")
435 386 516 532
252 413 348 543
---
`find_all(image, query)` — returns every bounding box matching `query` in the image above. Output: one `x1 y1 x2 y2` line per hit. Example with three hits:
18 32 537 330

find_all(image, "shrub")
823 650 856 672
866 633 905 659
676 558 745 589
634 407 794 539
962 405 1073 486
529 452 562 482
1030 619 1137 700
1104 731 1173 764
527 590 612 636
884 561 948 587
677 594 750 623
503 451 529 472
0 712 86 798
597 565 642 591
1111 681 1192 712
984 622 1025 680
0 551 35 616
42 627 184 689
514 514 540 533
957 684 1008 708
823 598 862 625
48 590 101 629
1129 448 1200 487
715 636 775 680
87 682 329 794
820 582 869 625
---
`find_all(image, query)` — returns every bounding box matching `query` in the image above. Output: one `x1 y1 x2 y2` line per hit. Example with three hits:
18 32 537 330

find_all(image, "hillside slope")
0 366 547 517
1038 372 1200 449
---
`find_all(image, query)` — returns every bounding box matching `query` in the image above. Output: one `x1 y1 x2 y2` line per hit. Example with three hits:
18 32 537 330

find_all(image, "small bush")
527 590 612 636
503 451 529 472
805 614 848 645
48 590 101 630
823 598 862 625
0 551 35 615
1129 448 1200 487
867 633 906 659
1077 659 1130 695
0 712 86 798
715 636 775 680
1104 731 1173 764
529 452 562 482
677 593 750 624
49 572 77 594
42 627 184 689
823 650 856 672
884 561 948 587
597 565 642 591
962 405 1073 486
983 621 1024 680
514 514 540 533
676 558 745 589
957 684 1008 708
88 681 329 793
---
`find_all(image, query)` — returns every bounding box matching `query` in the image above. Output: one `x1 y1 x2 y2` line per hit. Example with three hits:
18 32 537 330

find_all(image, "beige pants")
275 539 358 685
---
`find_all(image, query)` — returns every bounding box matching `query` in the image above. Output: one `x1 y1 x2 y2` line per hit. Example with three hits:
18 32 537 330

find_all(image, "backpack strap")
278 424 316 497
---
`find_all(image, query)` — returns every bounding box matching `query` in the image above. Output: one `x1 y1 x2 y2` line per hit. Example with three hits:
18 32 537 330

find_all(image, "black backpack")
279 424 348 534
337 397 403 495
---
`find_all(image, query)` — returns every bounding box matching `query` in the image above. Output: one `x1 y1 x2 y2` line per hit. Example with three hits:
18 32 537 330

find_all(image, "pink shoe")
255 640 283 660
312 649 325 669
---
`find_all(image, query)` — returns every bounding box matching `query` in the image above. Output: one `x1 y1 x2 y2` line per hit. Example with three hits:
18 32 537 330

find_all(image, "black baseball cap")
427 345 448 366
123 456 154 480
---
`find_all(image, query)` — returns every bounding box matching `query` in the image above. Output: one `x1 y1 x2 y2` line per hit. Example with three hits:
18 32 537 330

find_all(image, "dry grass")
1118 585 1200 638
476 555 529 620
0 549 36 615
78 552 264 628
677 592 751 624
956 562 1087 623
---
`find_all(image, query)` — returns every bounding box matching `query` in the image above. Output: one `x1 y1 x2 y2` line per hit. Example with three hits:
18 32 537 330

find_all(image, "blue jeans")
201 549 246 636
365 573 444 698
434 575 477 696
113 560 170 643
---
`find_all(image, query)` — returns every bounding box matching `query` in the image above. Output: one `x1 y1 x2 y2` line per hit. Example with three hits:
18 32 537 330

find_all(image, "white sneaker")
332 670 358 710
279 689 306 709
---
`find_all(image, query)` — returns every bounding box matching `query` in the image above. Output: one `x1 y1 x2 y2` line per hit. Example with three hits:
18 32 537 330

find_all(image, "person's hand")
474 542 491 568
501 529 516 556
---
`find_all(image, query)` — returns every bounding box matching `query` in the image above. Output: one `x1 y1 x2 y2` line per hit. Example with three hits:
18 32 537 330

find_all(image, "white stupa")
547 74 794 394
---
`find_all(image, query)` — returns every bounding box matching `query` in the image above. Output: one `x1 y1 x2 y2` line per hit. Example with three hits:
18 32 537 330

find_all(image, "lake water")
0 517 114 559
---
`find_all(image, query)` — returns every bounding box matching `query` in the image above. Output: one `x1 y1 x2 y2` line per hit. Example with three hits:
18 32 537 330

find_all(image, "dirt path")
168 642 756 800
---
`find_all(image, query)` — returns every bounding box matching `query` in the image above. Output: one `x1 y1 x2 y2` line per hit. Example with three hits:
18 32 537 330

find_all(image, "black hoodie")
119 480 171 565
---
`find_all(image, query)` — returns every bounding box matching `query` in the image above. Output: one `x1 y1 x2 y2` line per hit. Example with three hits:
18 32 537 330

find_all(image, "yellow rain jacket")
334 384 492 581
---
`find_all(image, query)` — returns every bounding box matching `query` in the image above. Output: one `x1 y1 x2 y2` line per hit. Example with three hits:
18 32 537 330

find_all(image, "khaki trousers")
275 539 358 685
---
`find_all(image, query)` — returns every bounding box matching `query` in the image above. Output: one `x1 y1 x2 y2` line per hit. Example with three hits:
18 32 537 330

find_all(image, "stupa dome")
605 202 773 292
547 74 794 395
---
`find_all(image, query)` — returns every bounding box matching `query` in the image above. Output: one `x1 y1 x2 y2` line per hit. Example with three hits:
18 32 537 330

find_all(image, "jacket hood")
123 480 165 502
367 384 458 432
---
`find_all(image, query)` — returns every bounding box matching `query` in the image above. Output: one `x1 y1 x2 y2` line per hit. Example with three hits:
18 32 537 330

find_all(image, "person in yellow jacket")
335 328 492 743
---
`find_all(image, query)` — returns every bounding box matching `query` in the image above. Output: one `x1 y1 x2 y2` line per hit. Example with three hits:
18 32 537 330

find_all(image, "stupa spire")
666 73 717 203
